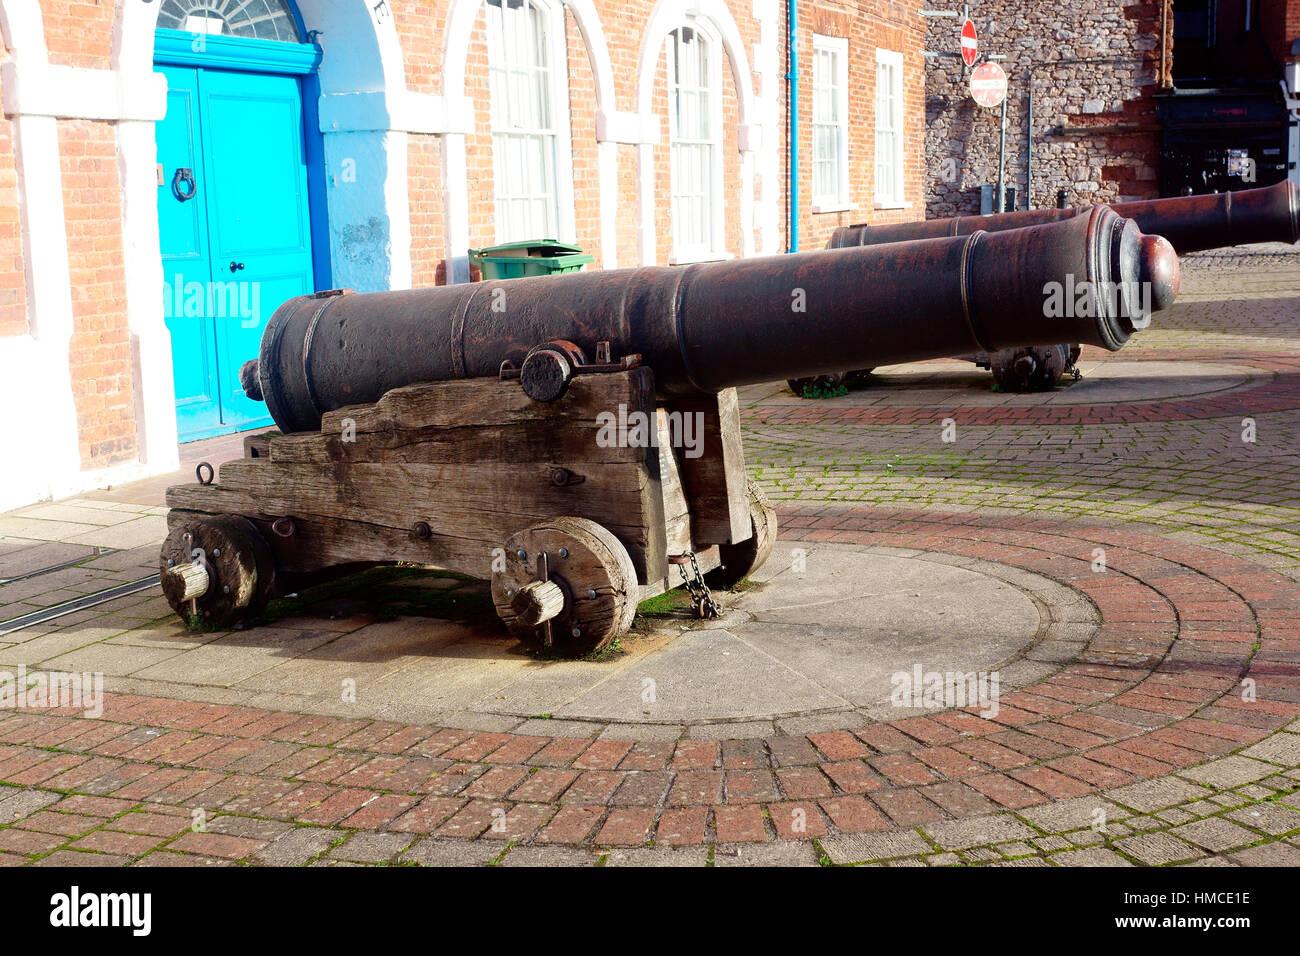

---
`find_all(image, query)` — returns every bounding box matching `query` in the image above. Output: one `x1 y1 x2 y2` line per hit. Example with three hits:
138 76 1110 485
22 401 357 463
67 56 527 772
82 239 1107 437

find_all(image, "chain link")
677 550 720 619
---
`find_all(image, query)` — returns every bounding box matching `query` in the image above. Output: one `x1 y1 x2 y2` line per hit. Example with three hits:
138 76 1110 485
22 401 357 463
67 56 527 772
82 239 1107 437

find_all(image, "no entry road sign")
960 19 977 67
970 60 1007 108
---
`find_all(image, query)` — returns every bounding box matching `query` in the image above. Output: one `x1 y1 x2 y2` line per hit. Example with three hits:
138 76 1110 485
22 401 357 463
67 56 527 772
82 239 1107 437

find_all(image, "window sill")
873 200 913 210
668 251 733 266
811 201 853 214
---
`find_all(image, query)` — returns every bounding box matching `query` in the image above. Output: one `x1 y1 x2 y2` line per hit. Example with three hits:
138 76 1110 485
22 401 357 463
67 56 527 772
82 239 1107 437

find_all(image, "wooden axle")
511 580 566 626
164 562 209 602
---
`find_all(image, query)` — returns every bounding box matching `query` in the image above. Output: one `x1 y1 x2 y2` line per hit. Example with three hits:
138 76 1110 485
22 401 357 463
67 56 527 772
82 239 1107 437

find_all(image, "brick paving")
0 251 1299 865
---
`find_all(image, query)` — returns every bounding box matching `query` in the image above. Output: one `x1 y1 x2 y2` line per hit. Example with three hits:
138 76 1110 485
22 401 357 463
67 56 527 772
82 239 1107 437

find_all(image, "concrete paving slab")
401 838 500 867
713 842 820 866
63 515 168 550
602 846 709 866
0 629 119 666
556 627 850 722
500 845 597 866
128 627 338 687
821 830 933 864
43 642 185 677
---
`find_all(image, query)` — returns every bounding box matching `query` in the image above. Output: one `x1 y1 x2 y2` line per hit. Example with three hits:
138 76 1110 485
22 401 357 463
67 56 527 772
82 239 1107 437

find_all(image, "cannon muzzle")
247 204 1178 433
830 180 1299 255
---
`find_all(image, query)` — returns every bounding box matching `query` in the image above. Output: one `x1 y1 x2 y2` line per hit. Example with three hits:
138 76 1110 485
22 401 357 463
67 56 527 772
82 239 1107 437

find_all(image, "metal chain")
677 551 720 619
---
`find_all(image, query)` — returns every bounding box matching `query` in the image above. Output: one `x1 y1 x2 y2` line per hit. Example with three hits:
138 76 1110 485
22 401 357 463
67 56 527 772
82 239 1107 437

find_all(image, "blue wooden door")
157 65 315 441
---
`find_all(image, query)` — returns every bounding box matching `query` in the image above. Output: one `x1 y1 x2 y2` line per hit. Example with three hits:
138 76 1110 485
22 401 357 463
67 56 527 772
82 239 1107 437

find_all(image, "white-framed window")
812 34 849 211
874 48 906 208
485 0 573 242
667 24 724 262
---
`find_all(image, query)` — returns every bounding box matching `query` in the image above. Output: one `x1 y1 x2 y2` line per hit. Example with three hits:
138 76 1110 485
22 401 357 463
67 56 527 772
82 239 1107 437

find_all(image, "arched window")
667 25 722 261
486 0 568 242
156 0 302 43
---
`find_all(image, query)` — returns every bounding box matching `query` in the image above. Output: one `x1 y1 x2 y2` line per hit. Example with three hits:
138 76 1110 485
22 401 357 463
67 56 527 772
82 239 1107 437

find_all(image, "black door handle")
229 261 245 273
172 167 197 202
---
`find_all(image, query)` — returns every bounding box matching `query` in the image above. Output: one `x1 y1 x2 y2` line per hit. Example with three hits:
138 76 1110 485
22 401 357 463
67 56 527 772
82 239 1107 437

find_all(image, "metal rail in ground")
0 548 117 587
0 575 161 637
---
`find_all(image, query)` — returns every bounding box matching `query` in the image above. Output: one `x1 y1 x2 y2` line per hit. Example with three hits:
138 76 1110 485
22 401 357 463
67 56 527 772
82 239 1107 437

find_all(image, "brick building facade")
0 0 925 511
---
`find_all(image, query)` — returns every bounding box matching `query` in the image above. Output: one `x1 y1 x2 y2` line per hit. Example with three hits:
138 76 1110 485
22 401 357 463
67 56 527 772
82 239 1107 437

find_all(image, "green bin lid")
468 239 587 259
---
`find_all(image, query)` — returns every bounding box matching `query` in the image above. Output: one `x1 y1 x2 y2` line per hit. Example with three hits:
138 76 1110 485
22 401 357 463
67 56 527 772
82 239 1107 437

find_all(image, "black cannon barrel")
829 180 1300 254
248 205 1179 433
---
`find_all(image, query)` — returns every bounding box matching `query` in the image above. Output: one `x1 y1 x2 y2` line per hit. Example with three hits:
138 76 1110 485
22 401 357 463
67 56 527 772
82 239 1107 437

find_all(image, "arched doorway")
154 0 325 440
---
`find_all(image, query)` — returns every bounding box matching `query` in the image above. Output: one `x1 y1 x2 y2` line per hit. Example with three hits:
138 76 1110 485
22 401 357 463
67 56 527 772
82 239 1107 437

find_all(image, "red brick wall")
566 11 603 267
409 134 446 286
0 56 29 338
41 0 117 69
462 5 495 264
616 142 639 266
417 0 791 274
794 2 926 250
59 120 137 469
392 1 445 93
387 1 924 278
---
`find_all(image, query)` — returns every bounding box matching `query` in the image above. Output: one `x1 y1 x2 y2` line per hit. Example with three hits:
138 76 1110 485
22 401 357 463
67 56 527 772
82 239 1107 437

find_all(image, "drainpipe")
787 0 799 252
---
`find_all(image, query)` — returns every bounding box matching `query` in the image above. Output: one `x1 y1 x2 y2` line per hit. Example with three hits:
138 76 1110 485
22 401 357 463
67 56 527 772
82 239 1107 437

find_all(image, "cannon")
161 205 1178 655
790 180 1299 393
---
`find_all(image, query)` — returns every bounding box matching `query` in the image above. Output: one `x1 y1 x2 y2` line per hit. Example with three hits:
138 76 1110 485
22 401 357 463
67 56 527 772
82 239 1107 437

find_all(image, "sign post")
970 59 1010 212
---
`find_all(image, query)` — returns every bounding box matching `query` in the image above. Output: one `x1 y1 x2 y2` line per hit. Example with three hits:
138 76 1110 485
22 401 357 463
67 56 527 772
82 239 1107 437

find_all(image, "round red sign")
969 61 1007 108
960 19 978 68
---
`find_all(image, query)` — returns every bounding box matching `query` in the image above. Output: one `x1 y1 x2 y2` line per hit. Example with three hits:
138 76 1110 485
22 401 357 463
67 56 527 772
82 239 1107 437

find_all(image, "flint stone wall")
924 1 1163 218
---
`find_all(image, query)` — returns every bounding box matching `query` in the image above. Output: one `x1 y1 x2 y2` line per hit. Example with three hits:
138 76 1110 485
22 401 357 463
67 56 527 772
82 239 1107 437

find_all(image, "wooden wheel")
707 481 778 589
161 514 276 628
492 517 638 656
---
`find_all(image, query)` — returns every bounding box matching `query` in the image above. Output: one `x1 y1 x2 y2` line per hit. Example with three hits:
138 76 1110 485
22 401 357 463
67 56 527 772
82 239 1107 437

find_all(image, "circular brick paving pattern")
1 504 1296 865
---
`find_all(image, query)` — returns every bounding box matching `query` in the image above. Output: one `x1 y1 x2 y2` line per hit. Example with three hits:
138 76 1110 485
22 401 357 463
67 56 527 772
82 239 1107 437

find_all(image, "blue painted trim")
301 70 332 291
153 29 321 74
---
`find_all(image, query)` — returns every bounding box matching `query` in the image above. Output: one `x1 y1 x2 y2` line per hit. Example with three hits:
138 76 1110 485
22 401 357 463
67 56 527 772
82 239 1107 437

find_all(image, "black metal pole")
996 94 1008 212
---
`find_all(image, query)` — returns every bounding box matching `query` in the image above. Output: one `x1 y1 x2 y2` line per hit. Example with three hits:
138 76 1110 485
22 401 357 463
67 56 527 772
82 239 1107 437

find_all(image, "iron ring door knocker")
172 167 197 202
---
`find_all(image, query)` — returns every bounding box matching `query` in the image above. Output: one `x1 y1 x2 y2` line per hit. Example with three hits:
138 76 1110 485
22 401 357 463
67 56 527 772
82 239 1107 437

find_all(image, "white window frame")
874 47 907 209
484 0 577 244
666 22 727 264
811 34 850 213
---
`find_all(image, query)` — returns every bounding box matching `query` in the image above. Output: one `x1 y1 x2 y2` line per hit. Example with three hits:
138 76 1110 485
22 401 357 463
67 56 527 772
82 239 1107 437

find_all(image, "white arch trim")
444 0 616 116
441 0 622 279
634 0 760 266
0 0 117 509
635 0 755 123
